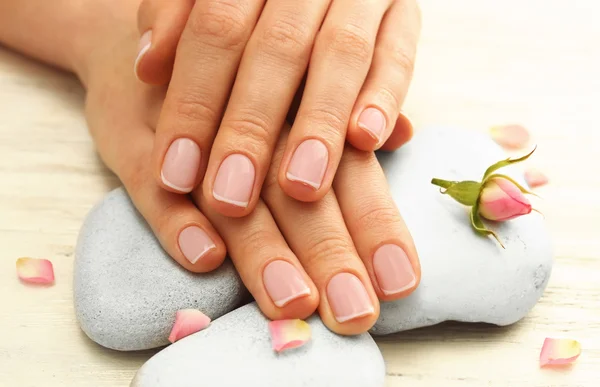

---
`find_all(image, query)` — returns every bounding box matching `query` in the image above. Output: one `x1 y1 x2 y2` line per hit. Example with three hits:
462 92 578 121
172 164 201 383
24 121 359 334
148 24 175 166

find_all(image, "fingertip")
156 137 203 194
346 128 380 152
319 299 380 336
278 137 332 202
203 195 258 218
176 224 227 273
180 247 227 274
257 259 320 321
203 152 262 217
136 0 193 85
319 271 380 336
134 30 153 81
134 28 177 85
380 112 414 151
260 288 320 322
278 176 330 203
135 51 174 85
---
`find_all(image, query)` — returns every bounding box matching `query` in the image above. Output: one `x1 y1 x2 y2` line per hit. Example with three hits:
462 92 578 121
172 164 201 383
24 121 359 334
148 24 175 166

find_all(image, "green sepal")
484 173 539 197
442 181 482 206
470 203 505 249
431 178 457 190
482 146 537 180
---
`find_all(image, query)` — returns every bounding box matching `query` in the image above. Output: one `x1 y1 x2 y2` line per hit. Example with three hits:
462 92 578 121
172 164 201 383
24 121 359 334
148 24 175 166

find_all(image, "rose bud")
478 177 532 221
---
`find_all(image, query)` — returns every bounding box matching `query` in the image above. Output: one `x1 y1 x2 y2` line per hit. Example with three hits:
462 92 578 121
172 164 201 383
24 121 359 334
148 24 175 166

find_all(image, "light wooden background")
1 1 599 386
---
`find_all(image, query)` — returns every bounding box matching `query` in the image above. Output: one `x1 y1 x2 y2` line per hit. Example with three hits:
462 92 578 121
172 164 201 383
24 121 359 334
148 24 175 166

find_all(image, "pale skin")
0 0 421 335
139 0 421 218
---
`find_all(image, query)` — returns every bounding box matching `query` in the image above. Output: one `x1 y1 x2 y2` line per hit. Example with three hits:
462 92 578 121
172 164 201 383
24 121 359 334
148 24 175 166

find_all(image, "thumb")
135 0 194 85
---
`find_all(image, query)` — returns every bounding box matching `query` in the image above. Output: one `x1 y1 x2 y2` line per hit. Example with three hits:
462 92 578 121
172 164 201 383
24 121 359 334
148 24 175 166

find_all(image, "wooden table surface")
1 1 599 386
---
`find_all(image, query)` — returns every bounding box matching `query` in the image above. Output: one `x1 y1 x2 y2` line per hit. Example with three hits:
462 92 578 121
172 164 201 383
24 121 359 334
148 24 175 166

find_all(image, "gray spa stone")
370 126 553 335
74 188 247 351
131 303 385 387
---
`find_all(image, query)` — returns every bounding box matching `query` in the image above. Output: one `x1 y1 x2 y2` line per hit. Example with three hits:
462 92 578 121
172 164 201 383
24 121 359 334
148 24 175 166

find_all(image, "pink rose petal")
490 124 531 149
525 168 549 188
16 257 54 285
268 319 311 353
168 309 211 343
540 338 581 367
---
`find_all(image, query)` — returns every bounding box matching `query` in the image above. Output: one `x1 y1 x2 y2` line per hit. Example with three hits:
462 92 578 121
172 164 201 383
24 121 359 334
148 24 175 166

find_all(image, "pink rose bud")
479 177 532 221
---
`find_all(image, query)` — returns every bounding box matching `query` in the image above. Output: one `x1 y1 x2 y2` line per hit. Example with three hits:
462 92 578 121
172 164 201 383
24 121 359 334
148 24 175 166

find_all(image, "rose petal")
525 168 549 188
540 338 581 367
168 309 211 343
490 124 531 149
268 319 311 352
16 257 55 284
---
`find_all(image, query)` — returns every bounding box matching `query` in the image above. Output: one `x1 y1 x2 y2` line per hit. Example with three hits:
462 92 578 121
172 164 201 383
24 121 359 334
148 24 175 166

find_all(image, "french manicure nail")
373 244 416 295
357 107 386 143
286 139 328 190
161 138 201 193
134 30 152 78
178 226 216 264
213 154 255 207
327 273 374 323
263 260 311 307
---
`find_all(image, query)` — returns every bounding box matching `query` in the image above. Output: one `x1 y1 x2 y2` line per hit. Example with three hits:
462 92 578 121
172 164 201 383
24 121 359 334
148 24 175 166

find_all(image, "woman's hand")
85 2 420 334
0 0 421 334
136 0 421 218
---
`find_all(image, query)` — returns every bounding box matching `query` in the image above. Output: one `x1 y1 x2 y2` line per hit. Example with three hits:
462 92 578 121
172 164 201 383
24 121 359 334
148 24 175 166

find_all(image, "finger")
347 0 421 150
380 112 414 151
202 0 329 217
136 0 194 84
264 126 379 335
87 92 227 273
333 145 421 301
192 190 319 320
152 0 264 194
278 0 392 202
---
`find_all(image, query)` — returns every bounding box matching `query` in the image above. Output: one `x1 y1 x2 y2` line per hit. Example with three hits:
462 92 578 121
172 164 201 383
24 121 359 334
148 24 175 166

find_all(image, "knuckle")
376 85 403 111
173 95 219 126
224 109 274 155
304 104 348 139
259 16 313 64
324 24 373 64
302 232 354 269
188 2 248 51
242 227 281 255
388 45 415 77
356 202 403 231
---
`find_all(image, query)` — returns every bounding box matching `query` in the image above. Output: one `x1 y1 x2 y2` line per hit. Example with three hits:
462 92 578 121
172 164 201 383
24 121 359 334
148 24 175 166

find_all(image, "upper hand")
135 0 421 217
83 14 420 335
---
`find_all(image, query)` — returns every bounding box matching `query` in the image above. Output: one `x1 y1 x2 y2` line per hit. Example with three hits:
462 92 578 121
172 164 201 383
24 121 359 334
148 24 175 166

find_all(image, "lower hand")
80 0 421 335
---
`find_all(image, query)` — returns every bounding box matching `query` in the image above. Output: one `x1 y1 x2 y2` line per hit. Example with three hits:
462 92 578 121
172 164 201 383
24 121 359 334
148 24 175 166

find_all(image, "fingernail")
134 30 152 78
373 244 417 295
161 138 201 193
357 107 386 143
263 260 311 307
213 154 255 207
178 226 216 264
286 139 328 190
327 273 374 323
